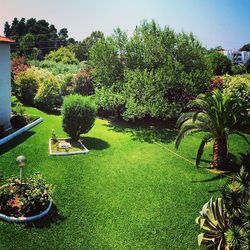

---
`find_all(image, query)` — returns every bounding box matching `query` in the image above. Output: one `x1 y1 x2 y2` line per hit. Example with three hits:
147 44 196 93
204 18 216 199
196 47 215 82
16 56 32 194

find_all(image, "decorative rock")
59 141 71 149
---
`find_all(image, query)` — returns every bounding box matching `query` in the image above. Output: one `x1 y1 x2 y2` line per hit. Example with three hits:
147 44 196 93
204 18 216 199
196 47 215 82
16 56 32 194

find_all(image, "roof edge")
0 36 15 43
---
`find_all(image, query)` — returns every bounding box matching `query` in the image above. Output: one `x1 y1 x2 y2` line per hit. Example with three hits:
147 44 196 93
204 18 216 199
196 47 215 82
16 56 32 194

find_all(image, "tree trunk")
212 136 229 171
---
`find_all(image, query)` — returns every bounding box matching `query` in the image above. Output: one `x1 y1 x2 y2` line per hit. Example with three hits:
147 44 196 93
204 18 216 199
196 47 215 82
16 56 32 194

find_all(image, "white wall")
0 43 11 129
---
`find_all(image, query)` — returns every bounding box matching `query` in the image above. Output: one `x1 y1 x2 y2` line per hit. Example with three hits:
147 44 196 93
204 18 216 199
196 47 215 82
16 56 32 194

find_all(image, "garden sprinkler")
16 155 26 184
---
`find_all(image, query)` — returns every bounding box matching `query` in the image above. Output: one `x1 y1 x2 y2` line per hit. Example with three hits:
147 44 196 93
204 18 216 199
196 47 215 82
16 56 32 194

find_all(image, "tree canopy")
207 51 232 76
239 43 250 51
90 20 213 120
4 17 74 58
68 31 104 61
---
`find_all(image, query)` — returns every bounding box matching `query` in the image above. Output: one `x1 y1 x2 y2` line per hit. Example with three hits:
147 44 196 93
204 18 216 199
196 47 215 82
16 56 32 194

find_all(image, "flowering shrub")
11 56 30 81
232 65 246 75
69 69 94 96
15 67 40 105
11 56 30 94
34 74 62 111
223 74 250 106
45 47 79 65
209 76 224 92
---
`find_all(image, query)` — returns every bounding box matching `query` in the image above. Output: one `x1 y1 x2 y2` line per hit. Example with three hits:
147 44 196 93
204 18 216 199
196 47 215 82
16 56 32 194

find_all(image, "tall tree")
20 33 36 58
90 21 212 120
59 28 68 39
207 51 232 75
4 22 11 37
3 17 75 57
68 31 104 61
240 43 250 52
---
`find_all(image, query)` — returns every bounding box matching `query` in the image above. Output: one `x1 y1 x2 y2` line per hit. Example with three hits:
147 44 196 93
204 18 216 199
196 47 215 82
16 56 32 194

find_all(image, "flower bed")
0 174 53 222
49 138 89 156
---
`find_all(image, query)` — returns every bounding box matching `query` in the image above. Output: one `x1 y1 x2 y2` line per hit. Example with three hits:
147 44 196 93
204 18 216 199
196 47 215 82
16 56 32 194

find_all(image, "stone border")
0 200 52 223
0 118 43 146
49 138 89 156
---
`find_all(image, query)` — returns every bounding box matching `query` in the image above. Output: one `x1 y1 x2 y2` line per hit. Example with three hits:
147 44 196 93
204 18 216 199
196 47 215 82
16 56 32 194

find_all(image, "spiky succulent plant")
196 197 231 249
225 225 249 250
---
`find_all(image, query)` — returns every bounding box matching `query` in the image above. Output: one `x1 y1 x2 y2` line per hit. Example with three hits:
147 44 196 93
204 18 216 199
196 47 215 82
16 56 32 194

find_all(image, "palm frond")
196 133 213 167
192 111 204 123
176 112 194 129
175 125 201 149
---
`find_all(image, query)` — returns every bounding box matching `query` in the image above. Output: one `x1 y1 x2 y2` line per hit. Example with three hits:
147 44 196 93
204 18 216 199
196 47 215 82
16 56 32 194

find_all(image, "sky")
1 0 250 49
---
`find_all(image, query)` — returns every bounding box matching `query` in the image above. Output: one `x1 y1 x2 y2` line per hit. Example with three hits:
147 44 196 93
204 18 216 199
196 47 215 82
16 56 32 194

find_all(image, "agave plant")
222 165 250 216
225 225 249 250
240 200 250 231
196 197 231 249
175 89 249 170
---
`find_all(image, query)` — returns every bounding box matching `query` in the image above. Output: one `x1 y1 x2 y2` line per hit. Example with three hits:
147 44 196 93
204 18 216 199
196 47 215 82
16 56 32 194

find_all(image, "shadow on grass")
24 204 66 229
191 174 226 183
104 119 178 144
0 131 35 156
80 136 110 150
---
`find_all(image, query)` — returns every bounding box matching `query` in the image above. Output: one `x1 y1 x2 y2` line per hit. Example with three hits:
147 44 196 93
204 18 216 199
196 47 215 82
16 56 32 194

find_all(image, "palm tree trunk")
212 136 229 170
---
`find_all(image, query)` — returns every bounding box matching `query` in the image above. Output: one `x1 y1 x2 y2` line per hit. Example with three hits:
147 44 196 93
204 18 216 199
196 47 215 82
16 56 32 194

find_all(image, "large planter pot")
0 200 53 223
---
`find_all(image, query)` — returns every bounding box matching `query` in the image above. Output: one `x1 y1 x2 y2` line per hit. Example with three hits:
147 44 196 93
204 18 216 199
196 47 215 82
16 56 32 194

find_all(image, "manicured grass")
0 107 249 250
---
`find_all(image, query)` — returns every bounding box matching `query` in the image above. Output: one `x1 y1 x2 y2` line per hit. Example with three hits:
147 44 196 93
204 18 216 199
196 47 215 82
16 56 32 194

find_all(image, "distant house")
0 36 14 129
222 50 250 65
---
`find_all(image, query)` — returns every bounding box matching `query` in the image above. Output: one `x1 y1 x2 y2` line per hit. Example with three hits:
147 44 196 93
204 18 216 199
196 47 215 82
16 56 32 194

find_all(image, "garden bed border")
0 118 43 146
49 138 89 156
0 199 52 223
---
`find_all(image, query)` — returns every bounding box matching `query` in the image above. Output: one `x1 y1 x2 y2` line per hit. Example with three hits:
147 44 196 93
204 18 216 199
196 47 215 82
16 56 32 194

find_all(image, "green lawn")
0 107 249 250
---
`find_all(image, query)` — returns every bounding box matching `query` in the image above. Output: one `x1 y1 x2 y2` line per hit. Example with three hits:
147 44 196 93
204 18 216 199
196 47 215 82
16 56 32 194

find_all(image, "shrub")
45 47 79 65
11 56 30 81
232 65 246 75
60 73 74 96
29 59 83 75
95 87 125 118
223 74 250 106
209 76 224 92
68 69 94 96
34 74 62 111
25 114 40 124
11 56 30 94
10 115 27 129
62 94 97 140
207 51 232 75
15 67 40 105
12 100 25 116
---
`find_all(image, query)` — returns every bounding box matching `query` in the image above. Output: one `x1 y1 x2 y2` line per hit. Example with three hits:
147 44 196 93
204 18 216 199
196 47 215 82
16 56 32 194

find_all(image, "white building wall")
0 43 11 129
223 50 250 65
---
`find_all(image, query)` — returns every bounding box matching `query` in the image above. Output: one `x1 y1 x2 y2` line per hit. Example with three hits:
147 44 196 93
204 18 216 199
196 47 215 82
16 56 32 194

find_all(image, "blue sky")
1 0 250 49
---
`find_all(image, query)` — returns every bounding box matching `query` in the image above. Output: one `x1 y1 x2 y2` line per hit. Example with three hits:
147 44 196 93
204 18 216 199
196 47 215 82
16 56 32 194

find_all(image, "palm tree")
175 90 249 171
